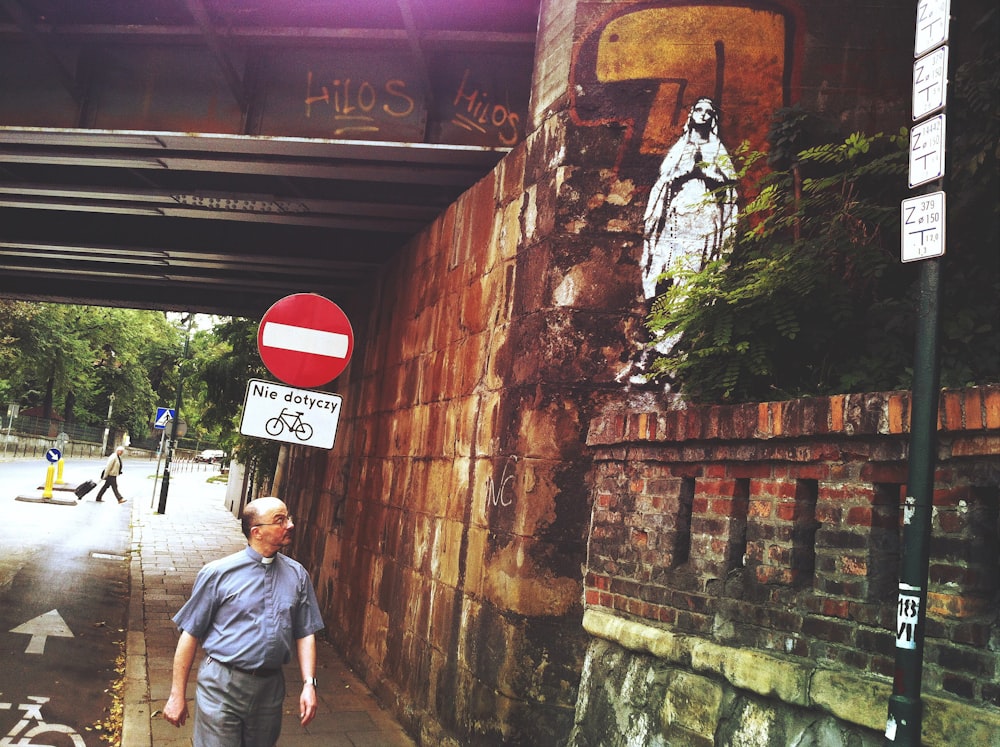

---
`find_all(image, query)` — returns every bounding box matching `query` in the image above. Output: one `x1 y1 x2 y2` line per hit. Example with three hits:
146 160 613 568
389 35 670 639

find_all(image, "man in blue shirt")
162 496 325 746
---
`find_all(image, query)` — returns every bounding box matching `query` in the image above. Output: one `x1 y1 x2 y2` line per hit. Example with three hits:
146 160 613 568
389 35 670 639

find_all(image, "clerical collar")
246 546 276 565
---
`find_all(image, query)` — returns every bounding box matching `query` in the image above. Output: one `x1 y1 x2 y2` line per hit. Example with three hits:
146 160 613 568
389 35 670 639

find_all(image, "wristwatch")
303 677 318 687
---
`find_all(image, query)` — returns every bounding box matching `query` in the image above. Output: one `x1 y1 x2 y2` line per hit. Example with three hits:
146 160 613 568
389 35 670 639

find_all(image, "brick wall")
576 387 1000 744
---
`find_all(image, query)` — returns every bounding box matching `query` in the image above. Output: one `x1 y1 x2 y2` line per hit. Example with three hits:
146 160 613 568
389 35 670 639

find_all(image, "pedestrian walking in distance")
95 445 127 504
163 496 325 745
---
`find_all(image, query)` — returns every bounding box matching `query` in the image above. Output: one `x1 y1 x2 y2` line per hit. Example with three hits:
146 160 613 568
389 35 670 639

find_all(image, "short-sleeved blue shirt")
173 546 325 670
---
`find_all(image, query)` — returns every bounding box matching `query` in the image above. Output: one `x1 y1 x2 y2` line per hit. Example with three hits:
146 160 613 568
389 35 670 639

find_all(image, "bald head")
241 496 287 538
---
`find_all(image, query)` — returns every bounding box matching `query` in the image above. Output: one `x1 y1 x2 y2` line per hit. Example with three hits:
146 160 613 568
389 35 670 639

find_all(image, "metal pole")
157 316 192 514
885 258 941 745
100 393 115 454
151 426 167 508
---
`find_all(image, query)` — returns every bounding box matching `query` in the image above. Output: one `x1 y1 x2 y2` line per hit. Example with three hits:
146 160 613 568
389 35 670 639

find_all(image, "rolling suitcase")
75 479 97 499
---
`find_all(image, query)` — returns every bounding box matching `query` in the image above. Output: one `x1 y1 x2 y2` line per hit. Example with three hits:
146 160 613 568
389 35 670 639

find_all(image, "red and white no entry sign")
257 293 354 388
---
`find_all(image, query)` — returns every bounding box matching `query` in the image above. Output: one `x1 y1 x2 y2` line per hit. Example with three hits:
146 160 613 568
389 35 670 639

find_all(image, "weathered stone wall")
571 387 1000 746
271 1 975 745
281 112 600 746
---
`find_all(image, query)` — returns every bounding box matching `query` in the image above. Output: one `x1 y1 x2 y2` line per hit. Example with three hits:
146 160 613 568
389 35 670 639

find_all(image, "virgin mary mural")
637 97 738 370
642 97 738 302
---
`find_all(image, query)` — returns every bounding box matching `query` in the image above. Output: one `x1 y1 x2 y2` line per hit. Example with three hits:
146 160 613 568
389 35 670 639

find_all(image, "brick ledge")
587 385 1000 446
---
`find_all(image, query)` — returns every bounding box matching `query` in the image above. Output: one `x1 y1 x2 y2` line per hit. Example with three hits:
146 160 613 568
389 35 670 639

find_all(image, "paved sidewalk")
121 468 416 746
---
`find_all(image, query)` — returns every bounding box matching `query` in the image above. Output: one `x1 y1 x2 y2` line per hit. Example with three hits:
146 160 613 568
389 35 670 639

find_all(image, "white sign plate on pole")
912 46 948 120
240 378 343 450
914 0 950 57
908 114 945 188
895 588 921 650
901 192 946 262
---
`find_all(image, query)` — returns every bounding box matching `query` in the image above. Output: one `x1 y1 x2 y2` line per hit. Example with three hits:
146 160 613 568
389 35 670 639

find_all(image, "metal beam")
396 0 433 125
0 0 85 104
0 240 379 276
0 184 439 229
181 0 248 111
0 22 535 48
0 150 495 187
0 127 511 165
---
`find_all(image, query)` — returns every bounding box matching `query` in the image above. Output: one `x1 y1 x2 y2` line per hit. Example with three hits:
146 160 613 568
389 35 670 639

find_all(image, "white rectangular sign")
908 114 945 188
912 46 948 120
901 192 945 262
914 0 950 57
240 379 343 450
896 591 921 650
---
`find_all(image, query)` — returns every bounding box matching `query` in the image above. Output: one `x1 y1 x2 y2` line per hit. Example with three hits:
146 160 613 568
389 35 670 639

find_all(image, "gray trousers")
95 475 123 501
194 656 285 747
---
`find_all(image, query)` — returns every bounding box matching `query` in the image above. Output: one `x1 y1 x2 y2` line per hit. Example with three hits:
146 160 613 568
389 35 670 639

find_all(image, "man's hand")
299 683 318 727
163 692 189 727
164 631 198 728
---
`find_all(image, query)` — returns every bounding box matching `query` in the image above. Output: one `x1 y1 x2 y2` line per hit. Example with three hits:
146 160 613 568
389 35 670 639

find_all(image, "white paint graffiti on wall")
486 456 518 509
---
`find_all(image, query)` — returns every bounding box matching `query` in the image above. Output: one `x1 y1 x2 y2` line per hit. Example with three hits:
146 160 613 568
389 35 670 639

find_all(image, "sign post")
157 315 193 515
885 1 949 744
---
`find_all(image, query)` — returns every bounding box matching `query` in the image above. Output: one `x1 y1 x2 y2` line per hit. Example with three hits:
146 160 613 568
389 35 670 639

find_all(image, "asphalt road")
0 456 135 746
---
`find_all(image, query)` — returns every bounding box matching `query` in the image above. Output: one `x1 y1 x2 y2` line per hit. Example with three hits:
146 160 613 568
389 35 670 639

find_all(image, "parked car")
195 449 226 464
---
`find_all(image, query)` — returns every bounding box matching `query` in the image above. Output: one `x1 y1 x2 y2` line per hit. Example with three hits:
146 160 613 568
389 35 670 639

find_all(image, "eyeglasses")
252 514 293 529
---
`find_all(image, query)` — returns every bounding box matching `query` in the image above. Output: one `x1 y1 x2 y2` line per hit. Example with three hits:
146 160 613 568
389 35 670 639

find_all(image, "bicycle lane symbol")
0 696 86 747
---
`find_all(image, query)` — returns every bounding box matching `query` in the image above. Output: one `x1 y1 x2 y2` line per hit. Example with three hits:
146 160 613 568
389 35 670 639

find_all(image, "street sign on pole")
908 114 945 188
887 1 950 744
257 294 354 388
154 407 175 429
912 46 948 120
901 192 945 262
914 0 950 57
240 379 343 450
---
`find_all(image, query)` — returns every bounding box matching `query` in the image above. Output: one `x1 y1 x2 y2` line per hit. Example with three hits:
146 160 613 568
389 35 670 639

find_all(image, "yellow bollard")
43 464 55 499
55 457 66 485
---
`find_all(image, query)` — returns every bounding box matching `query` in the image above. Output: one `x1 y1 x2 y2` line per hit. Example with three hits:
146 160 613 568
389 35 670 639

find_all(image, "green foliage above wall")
645 6 999 403
646 68 998 403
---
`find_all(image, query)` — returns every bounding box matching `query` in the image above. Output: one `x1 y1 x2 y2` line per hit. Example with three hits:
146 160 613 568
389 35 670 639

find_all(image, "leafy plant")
645 116 917 402
645 91 998 402
645 7 999 403
195 316 280 487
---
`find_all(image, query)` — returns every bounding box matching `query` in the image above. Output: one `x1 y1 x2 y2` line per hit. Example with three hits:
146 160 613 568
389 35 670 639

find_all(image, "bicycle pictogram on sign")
265 408 314 441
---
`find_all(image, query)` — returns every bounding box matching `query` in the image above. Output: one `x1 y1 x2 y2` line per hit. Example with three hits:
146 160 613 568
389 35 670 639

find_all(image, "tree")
0 302 182 441
194 316 280 485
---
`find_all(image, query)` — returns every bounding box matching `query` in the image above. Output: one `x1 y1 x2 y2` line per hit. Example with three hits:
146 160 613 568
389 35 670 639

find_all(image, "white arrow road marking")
10 609 74 654
261 322 349 358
